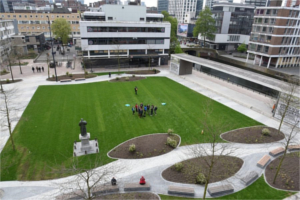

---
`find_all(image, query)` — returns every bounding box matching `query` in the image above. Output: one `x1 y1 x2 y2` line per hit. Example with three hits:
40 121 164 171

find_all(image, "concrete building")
198 3 255 51
0 12 81 43
204 0 233 9
157 0 169 13
11 33 46 54
247 0 300 68
80 4 171 68
168 0 204 23
147 7 158 13
0 20 17 68
0 0 10 13
244 0 267 7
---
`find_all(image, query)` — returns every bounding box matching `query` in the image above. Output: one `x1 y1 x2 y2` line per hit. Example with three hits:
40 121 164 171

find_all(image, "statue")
79 118 87 137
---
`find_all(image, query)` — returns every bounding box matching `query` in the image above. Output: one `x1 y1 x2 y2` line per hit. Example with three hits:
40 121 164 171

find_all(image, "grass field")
1 77 261 181
160 177 295 200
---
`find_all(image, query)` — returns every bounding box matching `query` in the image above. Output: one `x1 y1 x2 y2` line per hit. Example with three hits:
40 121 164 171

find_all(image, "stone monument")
73 118 99 157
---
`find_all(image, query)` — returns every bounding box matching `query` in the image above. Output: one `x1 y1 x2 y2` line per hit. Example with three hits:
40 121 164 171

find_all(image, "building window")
57 16 59 18
25 15 27 18
19 15 22 18
30 15 33 18
266 9 271 14
51 15 54 18
108 17 113 20
13 15 16 18
77 16 79 18
7 15 10 18
264 18 269 24
67 16 69 18
62 16 64 18
32 27 35 29
37 26 40 29
41 15 43 18
272 9 277 15
42 26 45 29
140 18 144 21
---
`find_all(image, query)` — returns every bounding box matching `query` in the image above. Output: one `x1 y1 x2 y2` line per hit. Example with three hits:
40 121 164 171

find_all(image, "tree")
162 11 178 53
51 18 71 54
193 7 216 47
237 43 247 53
190 100 237 200
54 155 125 200
0 87 21 151
5 50 16 82
13 46 24 74
174 42 184 54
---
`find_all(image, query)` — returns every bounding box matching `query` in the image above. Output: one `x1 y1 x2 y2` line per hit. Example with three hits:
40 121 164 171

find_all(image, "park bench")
124 183 151 191
75 78 86 81
92 185 119 196
207 184 234 196
269 147 285 157
241 171 259 186
257 155 271 168
168 186 195 196
60 79 72 82
288 144 300 151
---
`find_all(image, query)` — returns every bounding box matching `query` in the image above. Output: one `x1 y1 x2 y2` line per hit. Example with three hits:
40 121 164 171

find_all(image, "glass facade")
87 38 165 45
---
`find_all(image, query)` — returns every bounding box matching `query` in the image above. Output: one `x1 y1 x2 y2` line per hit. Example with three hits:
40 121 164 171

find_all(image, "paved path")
0 62 299 199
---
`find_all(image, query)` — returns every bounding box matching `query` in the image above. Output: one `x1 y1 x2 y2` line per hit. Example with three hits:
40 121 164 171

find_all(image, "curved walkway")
0 63 299 199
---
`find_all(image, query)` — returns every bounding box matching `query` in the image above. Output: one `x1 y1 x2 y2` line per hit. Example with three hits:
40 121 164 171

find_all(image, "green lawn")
1 77 261 181
160 177 294 200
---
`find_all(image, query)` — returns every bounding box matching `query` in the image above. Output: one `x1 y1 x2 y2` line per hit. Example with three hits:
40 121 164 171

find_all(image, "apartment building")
247 1 300 68
168 0 203 23
0 12 81 43
157 0 169 13
0 20 17 67
80 4 171 68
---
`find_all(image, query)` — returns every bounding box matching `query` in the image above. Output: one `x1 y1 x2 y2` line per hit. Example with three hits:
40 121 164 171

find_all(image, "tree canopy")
193 7 216 46
162 11 178 53
237 43 247 53
51 18 71 49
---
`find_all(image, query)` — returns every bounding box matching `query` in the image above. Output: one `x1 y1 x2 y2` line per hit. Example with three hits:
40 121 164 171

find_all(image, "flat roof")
171 54 300 97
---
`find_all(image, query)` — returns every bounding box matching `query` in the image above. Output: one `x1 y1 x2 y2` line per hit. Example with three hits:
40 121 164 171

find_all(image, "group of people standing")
132 103 157 117
32 66 44 73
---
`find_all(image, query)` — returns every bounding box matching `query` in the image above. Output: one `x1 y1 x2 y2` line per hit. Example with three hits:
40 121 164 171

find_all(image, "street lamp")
46 16 58 82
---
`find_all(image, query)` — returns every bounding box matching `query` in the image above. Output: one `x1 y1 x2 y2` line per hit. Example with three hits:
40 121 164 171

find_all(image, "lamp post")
46 16 58 82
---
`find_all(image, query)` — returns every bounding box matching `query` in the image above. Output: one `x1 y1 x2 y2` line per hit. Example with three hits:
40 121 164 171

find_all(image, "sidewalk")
0 64 299 200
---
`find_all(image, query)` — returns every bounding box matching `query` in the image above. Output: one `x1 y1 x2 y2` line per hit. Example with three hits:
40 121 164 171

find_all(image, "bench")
288 144 300 151
75 78 86 81
269 147 285 157
124 183 151 191
241 171 259 186
257 155 271 168
208 184 234 196
168 186 195 196
92 185 119 196
60 79 72 82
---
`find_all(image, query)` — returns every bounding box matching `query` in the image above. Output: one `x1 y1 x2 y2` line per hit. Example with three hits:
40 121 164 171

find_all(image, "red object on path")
139 176 146 185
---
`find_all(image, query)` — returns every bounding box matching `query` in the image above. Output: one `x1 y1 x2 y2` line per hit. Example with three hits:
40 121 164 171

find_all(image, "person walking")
109 72 111 78
32 67 35 73
154 106 157 115
150 105 154 116
144 105 147 117
42 66 44 72
36 66 38 72
135 103 138 112
132 106 135 115
147 104 150 115
134 86 138 95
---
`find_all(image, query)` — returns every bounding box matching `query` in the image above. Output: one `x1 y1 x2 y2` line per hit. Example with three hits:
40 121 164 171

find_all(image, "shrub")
116 77 120 80
69 73 73 77
66 71 69 76
132 74 135 77
6 79 10 83
125 77 129 81
167 137 177 148
129 144 136 152
167 129 174 135
174 162 183 172
52 75 55 78
85 70 88 75
262 128 270 136
196 173 206 184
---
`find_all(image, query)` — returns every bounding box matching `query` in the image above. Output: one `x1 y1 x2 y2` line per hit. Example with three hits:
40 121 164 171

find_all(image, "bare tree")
0 87 22 151
190 100 237 200
13 46 24 74
4 50 16 82
54 155 125 200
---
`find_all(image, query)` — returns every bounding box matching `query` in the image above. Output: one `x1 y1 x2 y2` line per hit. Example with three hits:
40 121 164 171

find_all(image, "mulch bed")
0 79 22 84
110 76 146 82
108 133 180 159
265 152 300 191
95 192 159 199
162 156 243 184
221 126 285 144
47 73 97 81
126 69 160 75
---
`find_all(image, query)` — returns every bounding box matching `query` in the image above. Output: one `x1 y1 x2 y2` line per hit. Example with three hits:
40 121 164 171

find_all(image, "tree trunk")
203 158 214 200
6 52 14 82
204 36 206 48
18 59 22 74
277 94 292 135
273 149 287 184
5 96 15 150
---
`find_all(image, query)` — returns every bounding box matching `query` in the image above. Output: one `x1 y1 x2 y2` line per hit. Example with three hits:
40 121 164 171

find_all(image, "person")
272 104 276 113
32 67 35 73
134 86 138 95
144 105 147 117
36 66 38 72
150 105 154 116
154 69 157 74
139 108 143 118
132 106 135 115
42 66 44 72
154 106 158 115
139 176 146 185
39 67 41 72
147 104 150 115
109 72 111 78
111 177 117 185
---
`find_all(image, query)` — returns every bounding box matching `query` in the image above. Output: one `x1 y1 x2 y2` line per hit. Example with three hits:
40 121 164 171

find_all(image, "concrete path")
0 62 299 199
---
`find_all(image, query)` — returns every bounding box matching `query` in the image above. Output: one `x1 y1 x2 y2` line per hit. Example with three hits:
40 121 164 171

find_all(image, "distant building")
168 0 204 23
11 32 46 54
0 20 17 67
157 0 169 13
80 4 171 68
247 0 300 68
204 0 233 9
0 0 10 12
198 3 255 51
243 0 267 7
147 6 158 13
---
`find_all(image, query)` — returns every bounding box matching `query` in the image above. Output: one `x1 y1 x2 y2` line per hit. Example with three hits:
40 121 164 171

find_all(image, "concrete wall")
102 5 146 22
179 59 193 75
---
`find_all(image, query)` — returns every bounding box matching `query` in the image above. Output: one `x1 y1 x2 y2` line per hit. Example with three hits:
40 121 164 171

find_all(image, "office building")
204 0 233 9
80 4 171 68
244 0 267 7
0 20 17 68
247 0 300 68
198 3 255 50
157 0 169 13
168 0 203 23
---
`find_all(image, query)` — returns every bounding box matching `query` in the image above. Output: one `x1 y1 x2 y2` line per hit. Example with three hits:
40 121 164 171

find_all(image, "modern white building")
168 0 203 23
80 4 171 68
0 20 17 68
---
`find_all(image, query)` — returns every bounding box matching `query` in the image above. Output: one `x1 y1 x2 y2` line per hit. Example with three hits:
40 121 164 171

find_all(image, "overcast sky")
84 0 157 7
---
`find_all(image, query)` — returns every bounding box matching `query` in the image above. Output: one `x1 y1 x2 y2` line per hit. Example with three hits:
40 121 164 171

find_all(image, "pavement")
0 60 300 199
